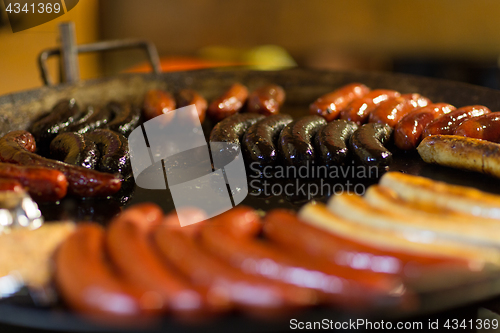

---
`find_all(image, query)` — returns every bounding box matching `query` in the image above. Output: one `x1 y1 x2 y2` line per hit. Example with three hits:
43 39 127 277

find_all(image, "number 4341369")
6 2 61 14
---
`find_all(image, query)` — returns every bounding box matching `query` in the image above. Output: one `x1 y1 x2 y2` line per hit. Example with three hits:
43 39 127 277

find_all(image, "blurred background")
1 0 500 95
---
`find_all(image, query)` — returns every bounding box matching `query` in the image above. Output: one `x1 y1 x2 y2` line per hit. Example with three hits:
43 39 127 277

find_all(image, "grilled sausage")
263 209 469 275
0 162 67 201
201 207 402 308
29 99 83 152
247 84 286 116
154 211 317 316
394 103 456 150
143 89 176 121
454 112 500 142
106 203 214 316
369 93 431 127
207 83 249 122
50 132 100 169
67 105 112 134
54 223 152 319
380 171 500 220
106 102 141 136
0 131 121 197
422 105 491 138
339 89 401 125
349 123 393 170
84 129 131 176
314 119 358 167
309 83 370 122
278 115 327 167
417 135 500 179
176 89 207 124
209 113 265 145
242 114 293 168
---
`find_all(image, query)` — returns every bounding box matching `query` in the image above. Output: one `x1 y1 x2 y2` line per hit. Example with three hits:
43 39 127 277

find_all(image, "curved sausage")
0 131 121 197
454 112 500 142
143 89 176 121
339 89 401 125
154 211 317 316
247 84 286 116
176 89 207 124
201 207 402 308
309 83 370 122
207 83 249 122
84 129 131 176
422 105 491 138
369 93 431 127
54 223 155 320
314 119 358 167
394 103 456 150
29 99 83 152
106 203 217 316
263 209 470 274
278 115 327 167
50 132 100 169
209 113 265 145
106 102 141 136
349 123 393 169
0 162 67 201
242 114 293 168
67 105 112 134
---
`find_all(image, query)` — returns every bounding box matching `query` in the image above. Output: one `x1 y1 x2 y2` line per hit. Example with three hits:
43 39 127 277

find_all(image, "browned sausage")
176 89 207 124
309 83 370 122
263 210 473 276
106 203 222 317
454 112 500 142
0 178 23 192
154 210 317 316
247 84 286 116
201 207 403 308
0 162 67 201
394 103 456 150
207 83 249 122
369 93 431 127
143 89 176 121
54 223 153 321
339 89 401 125
422 105 491 138
0 131 121 197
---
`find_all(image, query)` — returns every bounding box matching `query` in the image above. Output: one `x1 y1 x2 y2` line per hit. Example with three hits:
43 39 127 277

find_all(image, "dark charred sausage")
143 89 176 121
339 89 401 125
0 131 121 197
29 99 83 152
454 112 500 142
0 162 67 201
349 123 393 170
314 119 358 167
242 114 293 168
422 105 491 138
176 89 207 124
309 83 370 122
67 105 112 134
278 115 327 167
394 103 456 150
50 132 100 169
207 83 249 122
369 93 431 127
84 129 131 176
106 102 141 137
247 84 286 116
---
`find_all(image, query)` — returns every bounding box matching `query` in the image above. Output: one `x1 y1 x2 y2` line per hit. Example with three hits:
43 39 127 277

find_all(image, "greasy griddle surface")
2 68 500 331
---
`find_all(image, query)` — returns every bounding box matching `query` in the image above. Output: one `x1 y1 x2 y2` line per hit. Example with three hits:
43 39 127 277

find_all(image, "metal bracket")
38 22 161 86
